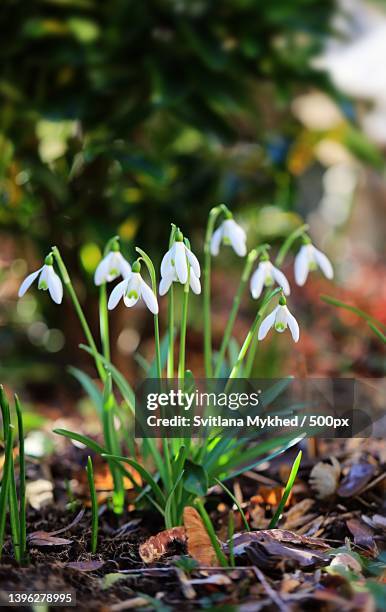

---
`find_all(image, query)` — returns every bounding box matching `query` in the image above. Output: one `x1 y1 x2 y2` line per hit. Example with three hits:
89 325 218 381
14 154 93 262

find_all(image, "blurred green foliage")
0 0 335 261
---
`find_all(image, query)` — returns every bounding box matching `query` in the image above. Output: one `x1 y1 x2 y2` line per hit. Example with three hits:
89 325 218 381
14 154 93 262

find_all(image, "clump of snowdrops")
16 204 334 527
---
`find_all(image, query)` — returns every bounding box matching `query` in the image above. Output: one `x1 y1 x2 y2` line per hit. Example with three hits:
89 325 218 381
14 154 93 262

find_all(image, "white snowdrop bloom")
258 298 299 342
250 258 290 299
18 255 63 305
160 232 201 291
294 241 333 286
108 261 158 315
159 267 201 296
210 218 247 257
94 243 131 285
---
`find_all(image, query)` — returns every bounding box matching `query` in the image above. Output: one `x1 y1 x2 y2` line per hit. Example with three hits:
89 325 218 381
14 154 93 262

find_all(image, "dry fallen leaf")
346 518 379 557
184 506 217 566
337 462 376 498
139 527 186 563
225 529 329 569
66 560 105 572
28 532 73 547
282 498 315 530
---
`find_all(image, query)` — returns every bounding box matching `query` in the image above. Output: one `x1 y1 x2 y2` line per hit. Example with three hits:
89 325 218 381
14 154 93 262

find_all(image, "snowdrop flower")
258 297 299 342
250 256 290 299
108 260 158 314
211 215 247 257
18 254 63 304
294 239 333 286
159 231 201 295
94 241 131 285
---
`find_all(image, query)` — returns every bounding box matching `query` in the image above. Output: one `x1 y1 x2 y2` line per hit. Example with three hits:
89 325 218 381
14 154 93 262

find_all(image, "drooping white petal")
250 265 265 299
174 242 188 284
210 226 223 256
140 279 159 314
18 267 43 297
185 247 201 278
224 219 247 257
117 252 132 279
313 247 334 280
274 305 288 333
46 266 63 304
285 307 300 342
105 252 122 282
159 272 175 296
94 253 112 286
38 265 50 290
123 274 141 308
108 278 128 310
271 265 291 296
294 245 310 286
189 269 201 294
258 306 279 341
161 248 173 278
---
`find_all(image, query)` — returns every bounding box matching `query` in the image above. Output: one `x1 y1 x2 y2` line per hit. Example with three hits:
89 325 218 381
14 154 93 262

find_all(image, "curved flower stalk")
18 254 63 304
159 230 201 295
250 255 290 299
258 296 299 342
294 238 333 286
108 261 159 314
94 239 131 285
211 215 247 257
203 204 246 376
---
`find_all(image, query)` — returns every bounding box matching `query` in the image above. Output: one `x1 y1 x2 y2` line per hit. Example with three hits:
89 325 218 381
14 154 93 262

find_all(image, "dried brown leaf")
183 506 217 567
346 518 378 556
139 527 186 564
225 529 330 569
28 532 73 547
337 462 376 498
66 560 105 572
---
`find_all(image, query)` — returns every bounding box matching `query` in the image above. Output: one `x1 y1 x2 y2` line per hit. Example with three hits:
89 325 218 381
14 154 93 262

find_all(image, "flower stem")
178 278 190 381
15 395 27 565
203 205 223 377
167 286 174 378
86 456 98 553
154 314 162 379
214 247 269 377
51 246 105 382
226 287 281 385
99 284 110 362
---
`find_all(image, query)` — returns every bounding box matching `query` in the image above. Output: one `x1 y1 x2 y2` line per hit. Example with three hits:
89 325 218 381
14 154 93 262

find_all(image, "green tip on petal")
44 254 54 266
132 260 141 273
127 290 139 299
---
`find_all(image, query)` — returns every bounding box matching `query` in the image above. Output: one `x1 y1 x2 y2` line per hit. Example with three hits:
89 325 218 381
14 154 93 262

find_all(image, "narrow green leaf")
79 345 135 413
102 454 166 508
269 450 302 528
68 366 103 415
183 461 208 497
214 478 250 531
